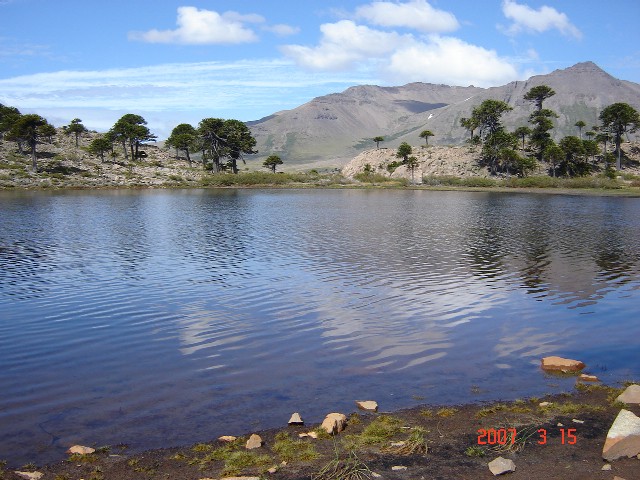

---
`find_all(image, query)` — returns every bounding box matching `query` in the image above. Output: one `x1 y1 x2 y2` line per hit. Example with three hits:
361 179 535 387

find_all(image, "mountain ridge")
246 62 640 168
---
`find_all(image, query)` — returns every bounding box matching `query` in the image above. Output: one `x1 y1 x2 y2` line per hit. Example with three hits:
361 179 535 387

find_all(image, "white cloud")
501 0 582 39
281 20 408 71
128 6 260 44
386 36 519 86
355 0 459 33
263 24 300 37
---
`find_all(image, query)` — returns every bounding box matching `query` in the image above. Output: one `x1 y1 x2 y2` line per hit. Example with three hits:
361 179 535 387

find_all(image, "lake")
1 188 639 466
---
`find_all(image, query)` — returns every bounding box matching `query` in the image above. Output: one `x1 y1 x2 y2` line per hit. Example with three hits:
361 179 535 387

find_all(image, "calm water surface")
1 188 639 465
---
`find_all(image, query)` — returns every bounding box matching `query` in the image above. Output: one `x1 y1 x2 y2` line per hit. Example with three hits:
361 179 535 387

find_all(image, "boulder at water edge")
288 412 304 425
616 384 640 405
602 409 640 461
67 445 96 455
245 434 263 450
540 356 585 372
356 400 379 412
321 413 347 435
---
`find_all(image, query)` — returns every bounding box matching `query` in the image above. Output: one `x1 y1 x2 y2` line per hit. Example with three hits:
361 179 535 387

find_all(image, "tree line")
369 90 639 179
0 104 287 174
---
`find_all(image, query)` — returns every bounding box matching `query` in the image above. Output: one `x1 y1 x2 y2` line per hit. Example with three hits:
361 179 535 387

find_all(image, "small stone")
307 431 318 439
539 402 552 407
557 423 564 427
321 413 347 435
578 374 599 382
572 419 584 424
391 465 407 471
298 433 309 438
541 356 585 372
602 409 640 461
371 473 382 478
601 464 612 470
218 435 237 442
488 456 516 475
288 412 304 425
14 473 44 480
390 441 406 447
245 434 263 450
268 466 278 474
616 385 640 405
67 445 96 455
355 400 379 412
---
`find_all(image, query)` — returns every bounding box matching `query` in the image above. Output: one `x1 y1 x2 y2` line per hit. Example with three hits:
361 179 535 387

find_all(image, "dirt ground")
3 383 639 480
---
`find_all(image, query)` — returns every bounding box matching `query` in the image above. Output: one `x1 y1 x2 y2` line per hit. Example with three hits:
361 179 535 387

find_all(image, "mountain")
246 62 640 168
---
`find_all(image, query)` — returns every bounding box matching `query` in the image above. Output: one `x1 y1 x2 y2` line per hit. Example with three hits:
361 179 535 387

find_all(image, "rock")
14 473 44 480
616 384 640 404
390 441 406 447
391 465 407 471
67 445 96 455
572 419 584 424
321 413 347 435
371 473 382 478
602 409 640 461
557 423 564 427
245 434 263 450
539 402 552 407
578 374 599 382
488 457 516 475
268 466 278 473
218 435 237 442
307 431 318 439
601 464 612 470
541 356 585 372
298 433 309 438
355 400 379 412
288 412 304 425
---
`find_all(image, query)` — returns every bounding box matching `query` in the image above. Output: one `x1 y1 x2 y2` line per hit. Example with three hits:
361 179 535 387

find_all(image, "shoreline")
3 382 638 480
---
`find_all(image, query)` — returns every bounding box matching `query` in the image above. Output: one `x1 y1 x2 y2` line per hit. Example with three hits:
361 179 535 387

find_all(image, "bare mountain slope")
247 62 640 169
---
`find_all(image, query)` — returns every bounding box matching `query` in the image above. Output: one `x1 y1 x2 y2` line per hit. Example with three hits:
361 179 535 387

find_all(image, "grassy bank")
2 381 638 480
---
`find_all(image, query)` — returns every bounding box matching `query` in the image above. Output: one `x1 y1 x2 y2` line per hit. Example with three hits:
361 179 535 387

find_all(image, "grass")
312 443 373 480
382 426 428 455
272 432 320 463
349 415 403 446
540 401 605 415
219 450 272 476
465 445 486 457
436 407 458 418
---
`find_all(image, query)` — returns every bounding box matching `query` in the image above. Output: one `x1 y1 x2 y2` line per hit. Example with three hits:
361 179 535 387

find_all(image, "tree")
582 138 599 164
263 154 283 173
396 142 412 162
198 118 257 173
405 155 419 184
38 123 57 144
88 137 112 162
528 109 558 160
419 130 434 145
514 126 532 150
481 130 518 174
110 114 156 161
523 85 555 112
574 120 586 139
599 102 640 170
373 136 384 149
66 118 87 147
470 100 512 139
460 116 480 142
0 103 21 140
558 135 587 176
543 144 564 177
166 123 197 167
6 114 53 172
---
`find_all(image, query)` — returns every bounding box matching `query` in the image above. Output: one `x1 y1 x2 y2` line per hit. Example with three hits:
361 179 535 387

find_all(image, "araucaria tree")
166 123 197 167
514 126 532 150
373 136 384 149
419 130 434 145
0 103 21 140
198 118 257 173
405 155 419 184
65 118 87 147
468 99 514 174
524 85 556 160
6 114 54 172
88 137 113 162
109 114 156 161
599 103 640 170
396 142 412 163
263 154 283 173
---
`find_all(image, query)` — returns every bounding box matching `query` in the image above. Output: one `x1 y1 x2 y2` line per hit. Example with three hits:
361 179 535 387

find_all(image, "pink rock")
541 356 585 372
578 374 599 382
218 435 237 442
355 400 379 412
602 409 640 461
245 434 263 450
67 445 95 455
321 413 347 435
616 385 640 405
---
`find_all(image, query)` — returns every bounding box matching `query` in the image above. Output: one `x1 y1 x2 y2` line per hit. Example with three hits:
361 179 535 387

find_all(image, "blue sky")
1 0 639 138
